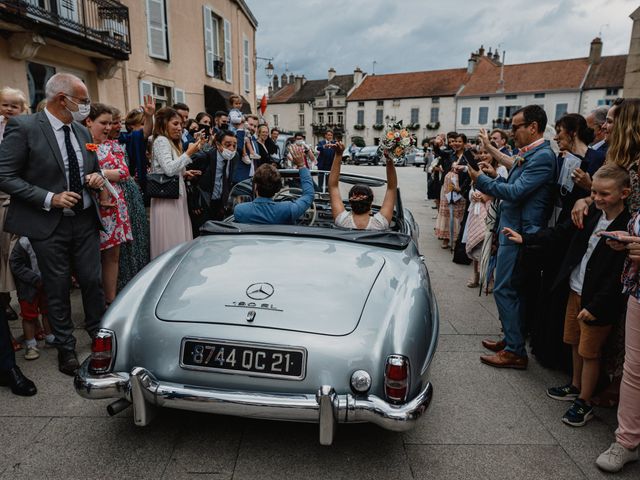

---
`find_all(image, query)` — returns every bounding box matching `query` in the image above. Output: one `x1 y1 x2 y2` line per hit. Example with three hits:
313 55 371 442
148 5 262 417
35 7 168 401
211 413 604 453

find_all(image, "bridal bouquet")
379 121 417 160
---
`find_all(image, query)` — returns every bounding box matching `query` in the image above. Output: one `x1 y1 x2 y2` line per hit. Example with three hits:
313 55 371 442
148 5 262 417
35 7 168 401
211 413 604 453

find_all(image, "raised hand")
143 95 156 117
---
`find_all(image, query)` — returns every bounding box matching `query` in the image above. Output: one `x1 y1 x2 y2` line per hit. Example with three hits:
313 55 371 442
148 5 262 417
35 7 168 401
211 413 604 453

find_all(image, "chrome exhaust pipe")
107 398 131 416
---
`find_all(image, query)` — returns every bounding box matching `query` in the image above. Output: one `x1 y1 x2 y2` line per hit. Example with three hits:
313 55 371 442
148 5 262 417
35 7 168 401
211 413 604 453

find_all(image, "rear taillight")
89 329 115 374
384 355 410 403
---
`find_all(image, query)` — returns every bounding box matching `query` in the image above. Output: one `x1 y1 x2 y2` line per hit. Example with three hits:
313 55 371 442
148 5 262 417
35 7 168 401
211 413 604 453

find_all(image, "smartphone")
599 232 630 243
198 124 211 139
463 150 479 170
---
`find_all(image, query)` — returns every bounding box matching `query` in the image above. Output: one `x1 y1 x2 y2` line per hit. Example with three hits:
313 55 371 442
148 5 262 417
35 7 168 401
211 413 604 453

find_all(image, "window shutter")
139 80 153 104
243 35 250 93
58 0 79 22
223 19 232 82
203 6 214 77
146 0 168 60
174 88 185 104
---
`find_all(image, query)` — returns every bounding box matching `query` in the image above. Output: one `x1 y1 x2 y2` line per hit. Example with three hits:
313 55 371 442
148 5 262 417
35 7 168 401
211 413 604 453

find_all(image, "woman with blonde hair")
579 98 640 472
0 87 28 327
150 107 203 259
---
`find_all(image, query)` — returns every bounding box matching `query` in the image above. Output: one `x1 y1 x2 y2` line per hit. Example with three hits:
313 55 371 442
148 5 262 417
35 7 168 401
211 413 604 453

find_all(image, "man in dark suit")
0 73 106 376
191 130 237 227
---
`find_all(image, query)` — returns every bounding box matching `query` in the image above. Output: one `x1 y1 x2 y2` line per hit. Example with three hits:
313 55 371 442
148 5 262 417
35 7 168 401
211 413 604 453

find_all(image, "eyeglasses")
511 122 530 132
64 94 91 106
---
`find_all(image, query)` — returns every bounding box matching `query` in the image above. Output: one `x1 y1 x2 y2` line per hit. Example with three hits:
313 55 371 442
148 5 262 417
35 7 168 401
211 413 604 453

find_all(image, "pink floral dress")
98 141 133 250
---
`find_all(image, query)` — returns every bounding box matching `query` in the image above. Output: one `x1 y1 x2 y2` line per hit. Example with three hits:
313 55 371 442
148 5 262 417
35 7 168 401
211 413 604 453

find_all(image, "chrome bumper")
74 360 433 445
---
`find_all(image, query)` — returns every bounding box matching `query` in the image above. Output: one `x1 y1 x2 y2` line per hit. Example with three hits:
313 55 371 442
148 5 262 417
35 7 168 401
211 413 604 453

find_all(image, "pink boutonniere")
85 143 99 152
514 155 525 167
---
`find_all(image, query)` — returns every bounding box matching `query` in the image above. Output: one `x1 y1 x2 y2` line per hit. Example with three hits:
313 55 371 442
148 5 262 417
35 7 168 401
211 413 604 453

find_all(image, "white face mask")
221 148 235 161
65 96 90 122
295 140 305 146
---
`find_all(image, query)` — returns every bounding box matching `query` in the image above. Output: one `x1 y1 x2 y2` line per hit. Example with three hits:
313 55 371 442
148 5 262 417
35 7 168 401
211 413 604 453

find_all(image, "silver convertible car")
75 170 439 445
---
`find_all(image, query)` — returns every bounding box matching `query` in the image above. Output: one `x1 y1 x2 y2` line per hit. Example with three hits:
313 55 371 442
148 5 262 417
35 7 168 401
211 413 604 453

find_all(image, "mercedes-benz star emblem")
246 282 275 300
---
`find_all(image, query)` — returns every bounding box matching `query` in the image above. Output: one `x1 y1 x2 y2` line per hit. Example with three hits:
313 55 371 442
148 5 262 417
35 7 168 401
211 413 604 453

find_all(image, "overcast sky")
246 0 635 95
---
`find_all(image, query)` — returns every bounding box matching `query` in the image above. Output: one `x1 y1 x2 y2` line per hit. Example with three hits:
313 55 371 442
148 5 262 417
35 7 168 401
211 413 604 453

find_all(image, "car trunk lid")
155 236 385 336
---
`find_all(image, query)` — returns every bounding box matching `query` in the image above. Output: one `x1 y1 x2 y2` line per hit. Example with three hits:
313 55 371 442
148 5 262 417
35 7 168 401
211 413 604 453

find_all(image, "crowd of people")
0 71 637 473
425 101 639 472
0 72 399 396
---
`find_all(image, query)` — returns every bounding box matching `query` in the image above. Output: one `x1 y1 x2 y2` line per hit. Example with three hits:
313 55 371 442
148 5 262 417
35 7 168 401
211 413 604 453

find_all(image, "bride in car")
328 142 397 230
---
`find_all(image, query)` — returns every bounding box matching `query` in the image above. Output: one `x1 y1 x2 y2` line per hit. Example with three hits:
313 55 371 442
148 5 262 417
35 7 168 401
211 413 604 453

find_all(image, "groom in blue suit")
468 105 556 369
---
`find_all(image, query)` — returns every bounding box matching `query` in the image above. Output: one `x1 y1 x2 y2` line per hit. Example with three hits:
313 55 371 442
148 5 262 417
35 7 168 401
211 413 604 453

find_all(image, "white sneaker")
596 442 639 472
24 346 40 360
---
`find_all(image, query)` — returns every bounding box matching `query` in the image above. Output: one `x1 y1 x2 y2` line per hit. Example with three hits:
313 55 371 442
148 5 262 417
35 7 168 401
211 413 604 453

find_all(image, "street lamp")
257 56 274 80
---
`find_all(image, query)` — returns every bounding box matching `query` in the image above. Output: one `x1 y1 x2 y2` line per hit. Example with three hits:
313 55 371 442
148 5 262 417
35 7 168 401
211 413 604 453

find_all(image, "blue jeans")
493 244 526 356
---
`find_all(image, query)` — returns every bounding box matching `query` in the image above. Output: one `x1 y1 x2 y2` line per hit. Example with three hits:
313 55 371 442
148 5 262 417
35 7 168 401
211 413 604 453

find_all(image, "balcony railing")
0 0 131 59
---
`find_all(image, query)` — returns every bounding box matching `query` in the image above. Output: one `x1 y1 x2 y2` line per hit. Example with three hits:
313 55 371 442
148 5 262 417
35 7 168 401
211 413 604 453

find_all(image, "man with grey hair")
0 73 106 376
586 107 609 153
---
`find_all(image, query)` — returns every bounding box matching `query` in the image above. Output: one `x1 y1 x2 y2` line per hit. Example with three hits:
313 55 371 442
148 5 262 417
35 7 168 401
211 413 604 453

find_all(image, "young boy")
503 163 631 426
9 237 54 360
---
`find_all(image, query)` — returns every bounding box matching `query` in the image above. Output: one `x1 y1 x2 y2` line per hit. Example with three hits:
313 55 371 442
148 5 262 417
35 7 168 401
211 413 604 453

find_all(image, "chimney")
467 53 477 74
328 67 336 81
478 44 485 56
281 73 288 85
272 75 279 91
289 73 295 84
589 37 603 64
268 85 273 97
353 67 363 86
493 50 501 64
488 47 493 57
294 75 304 92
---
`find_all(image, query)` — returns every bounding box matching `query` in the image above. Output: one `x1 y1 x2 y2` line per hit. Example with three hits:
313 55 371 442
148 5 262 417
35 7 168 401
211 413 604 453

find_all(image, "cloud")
246 0 634 93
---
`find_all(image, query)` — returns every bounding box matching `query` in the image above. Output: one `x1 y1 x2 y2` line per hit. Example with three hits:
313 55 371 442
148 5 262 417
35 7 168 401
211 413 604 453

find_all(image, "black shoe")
562 398 594 427
547 383 580 401
0 366 37 396
4 305 18 321
58 350 80 376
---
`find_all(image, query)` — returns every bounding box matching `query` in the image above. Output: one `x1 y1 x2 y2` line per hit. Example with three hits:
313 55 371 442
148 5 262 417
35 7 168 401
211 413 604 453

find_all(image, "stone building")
267 67 364 143
0 0 257 114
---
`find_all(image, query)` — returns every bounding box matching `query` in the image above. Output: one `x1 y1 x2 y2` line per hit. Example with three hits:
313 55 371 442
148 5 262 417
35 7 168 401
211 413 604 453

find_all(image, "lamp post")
257 56 274 81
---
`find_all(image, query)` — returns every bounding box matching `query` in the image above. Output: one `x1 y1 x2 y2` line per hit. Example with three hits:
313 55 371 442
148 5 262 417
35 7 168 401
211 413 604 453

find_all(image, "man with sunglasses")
0 73 105 377
468 105 556 369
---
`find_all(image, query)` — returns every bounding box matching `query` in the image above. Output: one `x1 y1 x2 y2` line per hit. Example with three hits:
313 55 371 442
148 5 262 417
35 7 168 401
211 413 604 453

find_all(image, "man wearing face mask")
0 73 106 376
190 130 237 226
233 145 314 225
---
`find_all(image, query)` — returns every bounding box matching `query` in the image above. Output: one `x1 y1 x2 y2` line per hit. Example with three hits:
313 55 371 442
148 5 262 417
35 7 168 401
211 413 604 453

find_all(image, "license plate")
180 338 306 380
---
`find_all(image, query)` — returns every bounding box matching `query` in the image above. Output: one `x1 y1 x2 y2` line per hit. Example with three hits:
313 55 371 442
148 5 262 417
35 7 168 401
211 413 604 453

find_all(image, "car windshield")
225 170 406 248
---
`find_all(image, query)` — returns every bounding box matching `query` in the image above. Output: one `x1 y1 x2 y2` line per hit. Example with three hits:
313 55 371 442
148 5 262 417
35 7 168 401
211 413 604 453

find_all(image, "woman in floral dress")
108 108 150 291
84 104 132 306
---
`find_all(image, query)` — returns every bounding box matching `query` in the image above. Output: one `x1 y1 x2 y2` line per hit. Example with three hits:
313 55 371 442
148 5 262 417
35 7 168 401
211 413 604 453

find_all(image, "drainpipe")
122 61 131 112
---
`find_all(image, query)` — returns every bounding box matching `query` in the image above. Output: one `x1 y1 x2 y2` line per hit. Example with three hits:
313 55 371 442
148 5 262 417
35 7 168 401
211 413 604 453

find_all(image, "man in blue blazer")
468 105 557 369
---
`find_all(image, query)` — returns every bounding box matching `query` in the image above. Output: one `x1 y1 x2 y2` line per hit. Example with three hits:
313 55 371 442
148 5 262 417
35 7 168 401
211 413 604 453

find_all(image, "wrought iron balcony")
0 0 131 59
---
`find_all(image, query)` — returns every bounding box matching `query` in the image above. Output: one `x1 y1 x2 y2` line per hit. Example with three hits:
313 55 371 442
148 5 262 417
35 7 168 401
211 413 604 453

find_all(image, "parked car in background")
353 146 381 165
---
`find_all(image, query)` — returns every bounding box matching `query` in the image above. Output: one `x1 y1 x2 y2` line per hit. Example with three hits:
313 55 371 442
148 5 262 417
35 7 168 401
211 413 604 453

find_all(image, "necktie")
62 125 84 211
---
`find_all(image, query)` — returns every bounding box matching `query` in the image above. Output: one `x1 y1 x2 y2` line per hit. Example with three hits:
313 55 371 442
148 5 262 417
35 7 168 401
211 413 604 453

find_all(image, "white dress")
150 136 193 259
335 211 389 231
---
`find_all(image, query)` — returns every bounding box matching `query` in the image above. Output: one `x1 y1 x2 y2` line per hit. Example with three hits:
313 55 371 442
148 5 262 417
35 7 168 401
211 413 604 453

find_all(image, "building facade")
345 68 467 146
0 0 257 115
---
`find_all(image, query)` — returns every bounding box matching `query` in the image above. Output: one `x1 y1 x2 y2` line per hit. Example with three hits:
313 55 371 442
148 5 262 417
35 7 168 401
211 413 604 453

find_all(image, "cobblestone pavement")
1 164 638 479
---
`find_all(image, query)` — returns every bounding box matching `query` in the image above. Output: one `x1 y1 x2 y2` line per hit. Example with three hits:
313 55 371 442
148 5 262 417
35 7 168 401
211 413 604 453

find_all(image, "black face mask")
350 199 372 215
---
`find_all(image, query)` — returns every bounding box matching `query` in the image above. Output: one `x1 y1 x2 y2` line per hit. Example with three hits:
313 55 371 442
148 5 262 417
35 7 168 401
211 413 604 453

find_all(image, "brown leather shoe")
482 338 506 352
480 350 528 369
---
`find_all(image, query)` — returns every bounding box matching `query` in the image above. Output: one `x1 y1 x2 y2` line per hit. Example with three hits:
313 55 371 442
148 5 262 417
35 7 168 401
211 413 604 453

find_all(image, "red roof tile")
583 55 627 90
347 68 469 101
268 83 296 104
458 56 591 97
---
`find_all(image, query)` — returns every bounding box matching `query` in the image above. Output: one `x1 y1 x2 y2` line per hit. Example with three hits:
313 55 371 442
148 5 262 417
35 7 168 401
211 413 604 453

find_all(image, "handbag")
147 173 179 199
